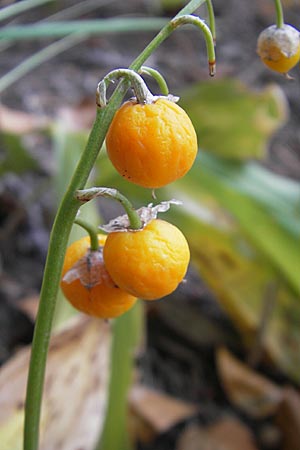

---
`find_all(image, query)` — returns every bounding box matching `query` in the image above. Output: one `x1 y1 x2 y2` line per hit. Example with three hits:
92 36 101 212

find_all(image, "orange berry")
103 219 190 300
105 97 198 188
257 24 300 73
60 235 137 318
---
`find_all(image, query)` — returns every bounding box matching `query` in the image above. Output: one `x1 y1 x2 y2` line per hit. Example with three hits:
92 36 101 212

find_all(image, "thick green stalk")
274 0 284 28
24 1 207 449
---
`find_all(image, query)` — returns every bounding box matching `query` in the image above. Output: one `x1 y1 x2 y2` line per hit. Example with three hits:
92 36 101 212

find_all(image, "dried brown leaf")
176 417 258 450
276 387 300 450
216 347 282 418
0 315 111 450
129 384 198 439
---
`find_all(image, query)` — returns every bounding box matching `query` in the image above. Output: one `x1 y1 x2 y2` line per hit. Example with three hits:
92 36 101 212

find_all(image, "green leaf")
96 157 300 382
181 155 300 295
180 79 288 160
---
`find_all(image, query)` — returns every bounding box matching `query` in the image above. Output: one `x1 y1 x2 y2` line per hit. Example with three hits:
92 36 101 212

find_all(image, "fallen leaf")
176 416 258 450
129 384 198 442
0 315 111 450
216 347 282 418
276 387 300 450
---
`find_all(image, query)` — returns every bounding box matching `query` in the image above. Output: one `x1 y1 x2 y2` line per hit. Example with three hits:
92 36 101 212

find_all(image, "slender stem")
74 217 99 251
76 187 143 230
0 0 53 22
0 18 167 40
128 0 207 70
206 0 216 44
171 15 216 76
0 34 86 94
24 2 207 449
139 66 169 96
274 0 284 28
97 69 154 107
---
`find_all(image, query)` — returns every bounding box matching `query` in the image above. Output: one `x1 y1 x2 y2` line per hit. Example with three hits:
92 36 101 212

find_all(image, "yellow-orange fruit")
257 24 300 73
60 235 137 318
103 219 190 300
105 98 198 188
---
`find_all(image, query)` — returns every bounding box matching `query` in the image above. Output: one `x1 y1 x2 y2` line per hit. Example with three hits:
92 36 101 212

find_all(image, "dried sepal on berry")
99 199 182 233
257 24 300 74
60 235 137 318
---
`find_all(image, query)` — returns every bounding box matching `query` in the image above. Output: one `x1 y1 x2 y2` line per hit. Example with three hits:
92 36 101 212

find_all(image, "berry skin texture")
257 24 300 73
105 98 198 188
60 235 137 318
103 219 190 300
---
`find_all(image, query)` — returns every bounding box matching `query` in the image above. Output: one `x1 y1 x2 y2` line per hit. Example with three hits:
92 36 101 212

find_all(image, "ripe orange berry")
105 97 198 188
103 219 190 300
257 24 300 73
60 235 137 318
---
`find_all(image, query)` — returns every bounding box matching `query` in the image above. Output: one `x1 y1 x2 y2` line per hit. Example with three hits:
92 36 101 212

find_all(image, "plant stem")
74 217 100 251
171 15 216 76
139 66 169 96
206 0 216 44
24 1 208 449
0 18 168 40
0 34 86 94
129 0 207 71
0 0 53 22
274 0 284 28
77 187 143 230
97 69 154 107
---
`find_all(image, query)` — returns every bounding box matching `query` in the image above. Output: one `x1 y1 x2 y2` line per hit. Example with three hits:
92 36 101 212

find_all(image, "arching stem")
97 68 154 107
274 0 284 28
139 66 169 95
76 187 143 230
74 217 100 251
170 14 216 76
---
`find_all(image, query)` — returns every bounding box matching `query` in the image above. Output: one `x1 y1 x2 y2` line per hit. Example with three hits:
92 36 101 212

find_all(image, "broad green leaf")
181 155 300 295
180 79 288 159
167 192 300 383
96 159 300 382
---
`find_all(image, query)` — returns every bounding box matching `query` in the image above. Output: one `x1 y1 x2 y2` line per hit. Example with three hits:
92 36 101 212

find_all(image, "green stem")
74 217 99 251
97 69 154 107
0 0 53 22
0 18 167 40
0 34 86 94
24 2 207 449
76 187 142 230
139 66 169 96
206 0 216 44
171 15 216 75
274 0 284 28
